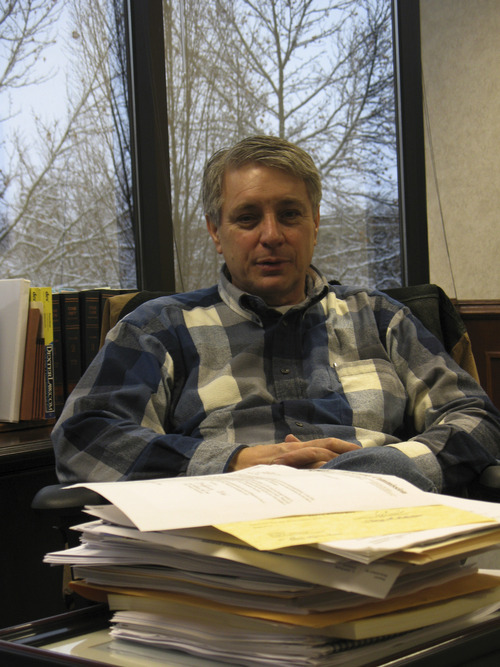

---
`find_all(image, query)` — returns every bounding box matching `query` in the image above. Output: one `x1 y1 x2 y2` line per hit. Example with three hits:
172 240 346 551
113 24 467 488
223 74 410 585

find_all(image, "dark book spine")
59 293 82 399
51 294 66 416
79 290 102 372
34 335 45 420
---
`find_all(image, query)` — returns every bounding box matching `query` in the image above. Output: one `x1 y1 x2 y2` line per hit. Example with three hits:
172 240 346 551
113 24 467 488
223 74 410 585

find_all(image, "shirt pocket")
334 358 407 433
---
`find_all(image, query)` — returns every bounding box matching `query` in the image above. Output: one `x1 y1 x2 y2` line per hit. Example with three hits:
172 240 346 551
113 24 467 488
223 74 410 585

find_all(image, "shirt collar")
218 264 328 321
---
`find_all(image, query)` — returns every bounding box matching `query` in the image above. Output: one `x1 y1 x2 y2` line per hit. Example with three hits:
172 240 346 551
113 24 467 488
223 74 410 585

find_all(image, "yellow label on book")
215 505 494 551
30 287 53 344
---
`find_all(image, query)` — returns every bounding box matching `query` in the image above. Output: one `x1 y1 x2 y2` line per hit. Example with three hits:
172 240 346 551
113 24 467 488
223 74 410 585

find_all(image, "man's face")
206 163 319 306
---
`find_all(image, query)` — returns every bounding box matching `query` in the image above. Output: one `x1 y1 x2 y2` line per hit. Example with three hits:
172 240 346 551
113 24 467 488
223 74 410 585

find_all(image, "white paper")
73 465 438 532
45 519 404 598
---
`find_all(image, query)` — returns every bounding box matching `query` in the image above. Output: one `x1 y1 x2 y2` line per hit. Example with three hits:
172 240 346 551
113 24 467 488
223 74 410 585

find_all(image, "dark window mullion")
392 0 429 286
125 0 175 291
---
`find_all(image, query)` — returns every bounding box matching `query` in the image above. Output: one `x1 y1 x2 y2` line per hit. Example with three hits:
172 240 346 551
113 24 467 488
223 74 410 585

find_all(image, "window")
0 0 136 289
0 0 428 293
163 0 402 292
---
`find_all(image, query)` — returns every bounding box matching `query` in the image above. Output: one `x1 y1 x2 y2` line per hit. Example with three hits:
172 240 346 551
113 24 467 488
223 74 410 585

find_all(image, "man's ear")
206 216 223 254
313 207 320 245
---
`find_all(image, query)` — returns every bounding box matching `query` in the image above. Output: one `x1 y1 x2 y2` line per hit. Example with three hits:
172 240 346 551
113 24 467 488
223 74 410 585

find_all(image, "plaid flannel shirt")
52 266 500 491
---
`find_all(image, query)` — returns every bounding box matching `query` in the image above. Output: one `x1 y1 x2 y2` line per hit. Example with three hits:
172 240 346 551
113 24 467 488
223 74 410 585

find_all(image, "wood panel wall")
457 301 500 410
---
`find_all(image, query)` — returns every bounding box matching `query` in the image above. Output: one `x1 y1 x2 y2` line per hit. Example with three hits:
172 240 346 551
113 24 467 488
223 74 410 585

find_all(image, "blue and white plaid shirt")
53 266 500 491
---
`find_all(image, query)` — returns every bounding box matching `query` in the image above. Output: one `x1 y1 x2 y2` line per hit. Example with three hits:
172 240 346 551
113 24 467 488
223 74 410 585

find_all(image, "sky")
1 3 71 147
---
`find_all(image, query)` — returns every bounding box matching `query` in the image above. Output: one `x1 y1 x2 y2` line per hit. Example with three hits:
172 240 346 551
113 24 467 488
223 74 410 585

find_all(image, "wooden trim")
456 300 500 317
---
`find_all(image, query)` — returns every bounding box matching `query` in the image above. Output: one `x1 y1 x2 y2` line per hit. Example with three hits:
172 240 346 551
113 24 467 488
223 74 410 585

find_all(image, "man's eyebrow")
231 196 306 210
277 197 307 207
226 196 310 220
228 202 260 216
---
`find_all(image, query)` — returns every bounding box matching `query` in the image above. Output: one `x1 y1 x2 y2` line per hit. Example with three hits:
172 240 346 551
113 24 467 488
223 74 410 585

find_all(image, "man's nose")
260 214 284 245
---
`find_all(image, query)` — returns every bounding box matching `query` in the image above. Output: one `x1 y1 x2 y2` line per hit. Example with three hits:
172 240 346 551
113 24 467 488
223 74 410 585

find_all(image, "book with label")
29 287 56 419
0 279 31 422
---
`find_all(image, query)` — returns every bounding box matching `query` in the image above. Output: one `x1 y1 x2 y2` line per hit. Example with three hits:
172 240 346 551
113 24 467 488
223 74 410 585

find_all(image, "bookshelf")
0 285 135 628
0 424 69 627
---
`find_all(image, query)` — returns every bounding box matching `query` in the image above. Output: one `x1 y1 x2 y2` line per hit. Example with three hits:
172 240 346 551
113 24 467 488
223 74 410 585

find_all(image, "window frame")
125 0 175 291
127 0 428 291
392 0 429 286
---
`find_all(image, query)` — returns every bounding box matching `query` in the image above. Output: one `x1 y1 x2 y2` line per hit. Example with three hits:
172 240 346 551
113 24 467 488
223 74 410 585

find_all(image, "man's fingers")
322 438 361 454
284 435 360 454
272 446 338 467
228 437 361 471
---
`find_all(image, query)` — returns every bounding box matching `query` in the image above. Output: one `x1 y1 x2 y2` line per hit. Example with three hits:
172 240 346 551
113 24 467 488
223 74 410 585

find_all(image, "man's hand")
228 434 361 471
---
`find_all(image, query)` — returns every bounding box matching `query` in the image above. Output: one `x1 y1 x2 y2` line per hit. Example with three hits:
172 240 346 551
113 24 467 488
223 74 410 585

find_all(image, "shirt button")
281 368 290 375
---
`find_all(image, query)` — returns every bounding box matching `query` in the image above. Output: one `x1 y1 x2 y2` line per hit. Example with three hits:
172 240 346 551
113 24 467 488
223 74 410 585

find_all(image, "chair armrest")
31 483 106 511
478 465 500 489
469 465 500 502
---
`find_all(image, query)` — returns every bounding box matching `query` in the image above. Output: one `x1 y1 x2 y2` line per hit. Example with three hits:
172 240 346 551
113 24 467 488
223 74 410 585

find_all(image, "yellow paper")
215 505 494 551
392 527 500 564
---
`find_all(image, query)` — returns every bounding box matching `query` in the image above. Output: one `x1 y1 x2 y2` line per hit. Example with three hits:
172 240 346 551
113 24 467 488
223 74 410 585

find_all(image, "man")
52 136 500 493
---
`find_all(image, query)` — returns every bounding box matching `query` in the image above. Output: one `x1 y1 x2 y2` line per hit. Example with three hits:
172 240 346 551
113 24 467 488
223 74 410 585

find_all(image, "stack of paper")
45 466 500 665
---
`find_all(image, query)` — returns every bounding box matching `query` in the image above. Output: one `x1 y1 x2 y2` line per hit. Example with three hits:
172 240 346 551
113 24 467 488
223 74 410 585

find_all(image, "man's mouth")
256 258 289 267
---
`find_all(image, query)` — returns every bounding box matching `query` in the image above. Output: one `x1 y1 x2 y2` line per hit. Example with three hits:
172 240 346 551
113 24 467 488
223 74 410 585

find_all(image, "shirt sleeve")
384 303 500 493
51 315 236 483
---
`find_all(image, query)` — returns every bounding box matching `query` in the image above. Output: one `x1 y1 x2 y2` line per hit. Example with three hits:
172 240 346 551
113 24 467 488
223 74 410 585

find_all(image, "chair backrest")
100 283 479 382
99 291 172 347
384 284 479 382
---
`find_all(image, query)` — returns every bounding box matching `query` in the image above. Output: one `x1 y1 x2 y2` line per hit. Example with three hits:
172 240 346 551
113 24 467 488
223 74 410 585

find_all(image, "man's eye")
236 214 257 226
280 209 300 222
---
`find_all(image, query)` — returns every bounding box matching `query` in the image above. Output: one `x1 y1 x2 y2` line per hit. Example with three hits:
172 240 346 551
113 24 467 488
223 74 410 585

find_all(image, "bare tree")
0 0 61 100
166 0 399 290
164 0 267 290
0 0 135 288
1 0 61 247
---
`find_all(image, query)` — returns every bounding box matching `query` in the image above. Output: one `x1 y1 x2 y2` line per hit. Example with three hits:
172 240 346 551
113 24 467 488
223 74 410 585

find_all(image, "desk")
1 604 500 666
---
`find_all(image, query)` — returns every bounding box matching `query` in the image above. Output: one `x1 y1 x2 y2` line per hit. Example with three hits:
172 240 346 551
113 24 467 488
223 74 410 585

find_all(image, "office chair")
32 284 500 532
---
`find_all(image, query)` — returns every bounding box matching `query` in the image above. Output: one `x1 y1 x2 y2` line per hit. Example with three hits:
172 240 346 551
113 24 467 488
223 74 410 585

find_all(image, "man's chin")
252 280 302 307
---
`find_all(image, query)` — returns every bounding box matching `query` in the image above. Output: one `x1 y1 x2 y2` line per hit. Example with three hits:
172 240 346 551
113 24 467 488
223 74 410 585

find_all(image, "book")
58 292 82 399
51 293 65 416
34 327 45 420
79 290 102 372
19 305 43 421
29 287 55 418
0 279 31 422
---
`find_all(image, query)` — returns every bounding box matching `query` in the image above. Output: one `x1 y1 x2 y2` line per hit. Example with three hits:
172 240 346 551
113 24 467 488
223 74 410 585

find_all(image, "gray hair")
202 135 322 227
